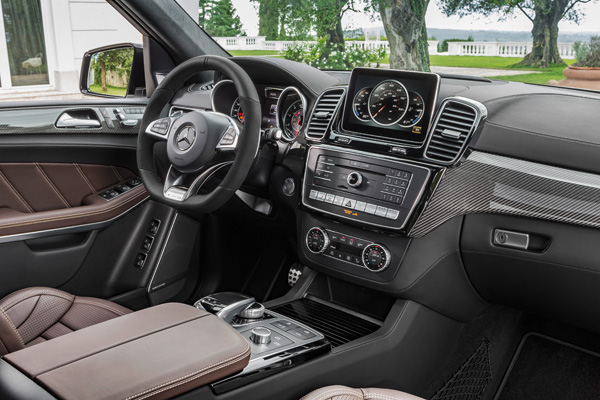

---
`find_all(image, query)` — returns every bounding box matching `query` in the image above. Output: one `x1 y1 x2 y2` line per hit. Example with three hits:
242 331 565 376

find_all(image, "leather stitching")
0 189 147 230
111 166 123 182
125 344 250 400
74 163 96 193
2 289 74 311
302 388 363 400
74 299 127 316
0 337 8 354
0 307 25 346
366 394 416 400
0 170 34 213
35 163 71 208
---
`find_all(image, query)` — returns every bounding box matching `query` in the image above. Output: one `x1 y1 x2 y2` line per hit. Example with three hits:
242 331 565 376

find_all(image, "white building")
0 0 197 99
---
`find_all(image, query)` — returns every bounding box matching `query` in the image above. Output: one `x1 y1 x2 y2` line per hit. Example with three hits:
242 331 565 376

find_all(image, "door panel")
0 99 172 304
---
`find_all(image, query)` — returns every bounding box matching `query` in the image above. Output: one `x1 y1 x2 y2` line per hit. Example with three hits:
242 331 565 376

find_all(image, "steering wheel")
137 56 261 214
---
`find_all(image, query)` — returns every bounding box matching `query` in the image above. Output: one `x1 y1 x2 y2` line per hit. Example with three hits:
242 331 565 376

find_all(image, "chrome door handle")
56 112 101 128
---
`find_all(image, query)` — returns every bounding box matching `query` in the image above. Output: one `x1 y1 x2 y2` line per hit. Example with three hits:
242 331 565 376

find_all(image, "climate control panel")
305 227 391 272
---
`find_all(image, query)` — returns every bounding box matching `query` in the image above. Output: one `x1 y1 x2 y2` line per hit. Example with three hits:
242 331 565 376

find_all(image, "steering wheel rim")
137 55 262 214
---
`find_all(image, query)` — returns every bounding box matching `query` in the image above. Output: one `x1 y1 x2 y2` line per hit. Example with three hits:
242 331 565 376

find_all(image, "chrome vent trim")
424 97 487 165
305 87 346 141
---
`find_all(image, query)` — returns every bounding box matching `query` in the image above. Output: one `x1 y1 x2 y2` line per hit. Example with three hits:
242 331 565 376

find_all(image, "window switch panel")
141 236 154 252
134 253 147 269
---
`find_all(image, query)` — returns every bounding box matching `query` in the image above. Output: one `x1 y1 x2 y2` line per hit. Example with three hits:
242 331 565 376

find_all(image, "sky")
232 0 600 36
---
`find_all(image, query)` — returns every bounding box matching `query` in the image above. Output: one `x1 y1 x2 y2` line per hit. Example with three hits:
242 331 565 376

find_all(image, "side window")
0 0 141 101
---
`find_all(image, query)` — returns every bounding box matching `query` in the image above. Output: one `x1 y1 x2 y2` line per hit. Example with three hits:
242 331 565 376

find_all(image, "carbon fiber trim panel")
0 105 144 135
410 151 600 237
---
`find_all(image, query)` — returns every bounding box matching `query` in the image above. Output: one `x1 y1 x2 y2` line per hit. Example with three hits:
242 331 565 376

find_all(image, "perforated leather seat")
302 385 425 400
0 287 131 356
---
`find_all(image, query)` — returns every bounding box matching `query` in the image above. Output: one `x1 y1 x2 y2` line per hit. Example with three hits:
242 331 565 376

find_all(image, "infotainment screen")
341 68 440 144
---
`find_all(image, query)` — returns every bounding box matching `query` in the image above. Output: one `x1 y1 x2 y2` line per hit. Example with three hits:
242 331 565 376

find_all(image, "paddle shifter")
194 292 264 324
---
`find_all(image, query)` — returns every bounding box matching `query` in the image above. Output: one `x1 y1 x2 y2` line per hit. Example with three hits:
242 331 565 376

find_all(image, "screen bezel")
340 68 440 145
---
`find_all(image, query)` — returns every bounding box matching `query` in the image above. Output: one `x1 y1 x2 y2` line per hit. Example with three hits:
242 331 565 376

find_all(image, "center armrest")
3 303 250 400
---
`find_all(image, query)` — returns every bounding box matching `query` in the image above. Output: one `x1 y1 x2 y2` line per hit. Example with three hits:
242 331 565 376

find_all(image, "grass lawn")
229 50 282 57
378 55 575 84
89 84 126 97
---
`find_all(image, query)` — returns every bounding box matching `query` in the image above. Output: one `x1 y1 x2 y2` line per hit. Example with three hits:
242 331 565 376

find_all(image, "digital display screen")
262 88 281 129
341 68 440 144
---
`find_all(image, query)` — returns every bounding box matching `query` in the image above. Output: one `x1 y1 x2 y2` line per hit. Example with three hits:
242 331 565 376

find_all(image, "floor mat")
495 333 600 400
431 339 492 400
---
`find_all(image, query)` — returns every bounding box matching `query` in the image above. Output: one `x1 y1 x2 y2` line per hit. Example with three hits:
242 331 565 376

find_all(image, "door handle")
56 111 102 128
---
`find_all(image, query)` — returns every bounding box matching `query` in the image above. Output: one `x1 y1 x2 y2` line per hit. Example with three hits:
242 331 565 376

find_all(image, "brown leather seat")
0 287 131 356
302 385 425 400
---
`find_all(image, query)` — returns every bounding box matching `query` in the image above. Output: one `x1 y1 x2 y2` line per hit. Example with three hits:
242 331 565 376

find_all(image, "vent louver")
425 100 479 164
305 88 345 140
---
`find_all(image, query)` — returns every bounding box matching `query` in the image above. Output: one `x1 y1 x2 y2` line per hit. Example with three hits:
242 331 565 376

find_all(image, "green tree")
370 0 431 71
253 0 280 40
315 0 354 52
92 48 133 92
204 0 244 37
198 0 215 30
438 0 598 67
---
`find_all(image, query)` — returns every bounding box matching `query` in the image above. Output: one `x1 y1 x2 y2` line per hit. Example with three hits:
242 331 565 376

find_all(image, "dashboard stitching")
484 121 600 148
462 250 600 277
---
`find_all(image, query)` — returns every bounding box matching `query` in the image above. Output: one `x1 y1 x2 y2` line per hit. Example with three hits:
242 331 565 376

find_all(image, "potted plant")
559 36 600 90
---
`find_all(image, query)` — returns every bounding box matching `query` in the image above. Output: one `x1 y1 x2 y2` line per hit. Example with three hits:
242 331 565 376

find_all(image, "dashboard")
168 55 600 334
211 80 307 142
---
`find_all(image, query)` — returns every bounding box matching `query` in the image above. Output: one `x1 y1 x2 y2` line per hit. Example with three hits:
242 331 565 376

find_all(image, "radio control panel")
302 146 431 230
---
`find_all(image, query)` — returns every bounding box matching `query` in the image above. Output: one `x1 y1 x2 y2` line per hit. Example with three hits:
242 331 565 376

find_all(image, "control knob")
347 171 364 188
239 302 265 319
306 227 330 254
250 327 272 344
362 244 391 272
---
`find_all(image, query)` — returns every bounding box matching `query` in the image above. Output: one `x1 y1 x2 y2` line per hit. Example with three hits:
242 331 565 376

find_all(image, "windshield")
197 0 600 90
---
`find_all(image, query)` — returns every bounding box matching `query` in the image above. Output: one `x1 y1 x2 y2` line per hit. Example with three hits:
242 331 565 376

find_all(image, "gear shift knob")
194 292 255 324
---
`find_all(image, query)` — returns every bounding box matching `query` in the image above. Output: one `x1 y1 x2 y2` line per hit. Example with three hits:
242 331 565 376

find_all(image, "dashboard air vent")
425 100 479 164
306 88 345 141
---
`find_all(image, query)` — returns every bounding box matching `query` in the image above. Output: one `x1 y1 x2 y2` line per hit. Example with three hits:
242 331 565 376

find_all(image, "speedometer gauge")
368 80 409 126
283 100 304 140
399 92 425 127
352 87 371 121
230 97 244 124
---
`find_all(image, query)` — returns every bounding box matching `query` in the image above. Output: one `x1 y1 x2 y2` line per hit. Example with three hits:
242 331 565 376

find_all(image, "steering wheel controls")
147 117 172 137
217 125 239 149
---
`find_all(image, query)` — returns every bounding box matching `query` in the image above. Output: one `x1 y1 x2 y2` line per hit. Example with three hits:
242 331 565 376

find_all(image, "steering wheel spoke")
145 116 181 141
138 55 261 213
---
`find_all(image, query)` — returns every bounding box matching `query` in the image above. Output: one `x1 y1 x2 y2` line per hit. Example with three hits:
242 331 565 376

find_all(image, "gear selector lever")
194 292 257 324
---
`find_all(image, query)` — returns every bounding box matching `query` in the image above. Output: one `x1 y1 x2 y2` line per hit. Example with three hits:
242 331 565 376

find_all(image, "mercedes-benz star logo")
176 126 196 151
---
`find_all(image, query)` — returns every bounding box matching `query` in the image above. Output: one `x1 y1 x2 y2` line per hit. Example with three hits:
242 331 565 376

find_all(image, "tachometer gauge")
399 92 425 128
230 97 244 124
368 80 409 126
352 87 372 121
283 100 304 140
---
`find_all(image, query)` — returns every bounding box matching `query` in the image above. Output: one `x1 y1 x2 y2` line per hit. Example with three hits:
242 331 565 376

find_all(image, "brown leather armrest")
0 184 148 238
4 303 251 400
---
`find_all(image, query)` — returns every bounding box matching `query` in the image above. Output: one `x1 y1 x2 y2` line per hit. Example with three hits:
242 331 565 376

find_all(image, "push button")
270 320 297 332
288 327 316 340
134 253 147 269
141 236 154 252
147 219 161 235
